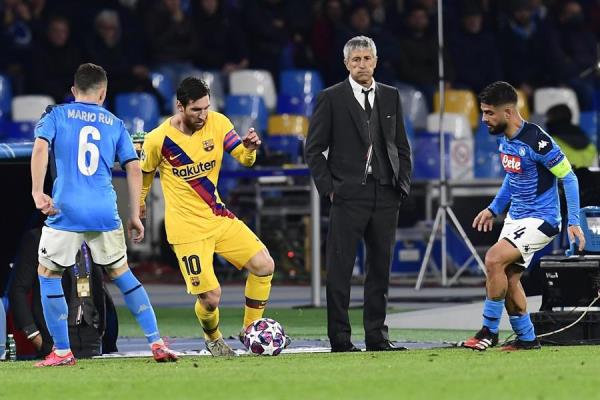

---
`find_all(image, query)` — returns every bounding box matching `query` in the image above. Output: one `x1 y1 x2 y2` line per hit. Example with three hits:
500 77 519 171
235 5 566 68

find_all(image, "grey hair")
95 9 120 30
343 36 377 61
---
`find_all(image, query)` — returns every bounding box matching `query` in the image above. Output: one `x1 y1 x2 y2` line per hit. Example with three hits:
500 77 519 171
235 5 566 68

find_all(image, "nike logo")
169 153 182 160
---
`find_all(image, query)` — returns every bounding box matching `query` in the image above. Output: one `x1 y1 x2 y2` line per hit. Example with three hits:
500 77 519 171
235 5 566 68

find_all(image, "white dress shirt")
349 75 376 111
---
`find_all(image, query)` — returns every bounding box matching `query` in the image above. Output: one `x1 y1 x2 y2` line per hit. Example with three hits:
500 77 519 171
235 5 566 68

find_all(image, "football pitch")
2 307 600 400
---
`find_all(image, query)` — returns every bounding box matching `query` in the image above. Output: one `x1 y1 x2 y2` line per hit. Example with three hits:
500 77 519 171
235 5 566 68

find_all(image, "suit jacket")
305 78 412 199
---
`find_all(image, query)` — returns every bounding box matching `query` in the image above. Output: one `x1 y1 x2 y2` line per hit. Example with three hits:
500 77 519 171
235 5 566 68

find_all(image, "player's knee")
105 262 129 280
246 250 274 276
484 251 505 275
198 288 221 311
37 264 63 278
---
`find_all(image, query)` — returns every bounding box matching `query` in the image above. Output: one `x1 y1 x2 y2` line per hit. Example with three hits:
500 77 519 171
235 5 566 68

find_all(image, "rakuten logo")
501 153 522 173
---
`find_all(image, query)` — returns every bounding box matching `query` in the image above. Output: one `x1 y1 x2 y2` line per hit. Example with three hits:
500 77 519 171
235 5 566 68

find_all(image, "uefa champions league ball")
243 318 287 356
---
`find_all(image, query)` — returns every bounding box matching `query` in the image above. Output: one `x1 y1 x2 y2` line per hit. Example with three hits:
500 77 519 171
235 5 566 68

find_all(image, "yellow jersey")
140 111 256 244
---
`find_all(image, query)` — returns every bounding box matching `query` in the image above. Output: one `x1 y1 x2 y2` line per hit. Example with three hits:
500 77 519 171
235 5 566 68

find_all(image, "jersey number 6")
78 125 101 176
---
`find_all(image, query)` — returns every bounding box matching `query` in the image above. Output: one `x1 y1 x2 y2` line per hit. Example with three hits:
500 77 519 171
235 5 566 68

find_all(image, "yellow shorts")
171 218 265 294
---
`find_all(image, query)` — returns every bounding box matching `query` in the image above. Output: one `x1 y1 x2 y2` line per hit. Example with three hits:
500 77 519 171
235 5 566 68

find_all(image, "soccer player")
31 63 178 366
463 81 586 351
140 77 280 356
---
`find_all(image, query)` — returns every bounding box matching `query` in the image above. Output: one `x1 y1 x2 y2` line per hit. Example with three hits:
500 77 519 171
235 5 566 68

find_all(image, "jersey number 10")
182 255 202 275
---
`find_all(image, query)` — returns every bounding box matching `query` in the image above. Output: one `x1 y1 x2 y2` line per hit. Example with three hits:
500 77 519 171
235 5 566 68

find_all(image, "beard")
488 121 507 135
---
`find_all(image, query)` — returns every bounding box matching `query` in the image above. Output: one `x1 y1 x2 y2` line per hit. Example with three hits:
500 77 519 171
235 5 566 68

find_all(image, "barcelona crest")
203 139 214 152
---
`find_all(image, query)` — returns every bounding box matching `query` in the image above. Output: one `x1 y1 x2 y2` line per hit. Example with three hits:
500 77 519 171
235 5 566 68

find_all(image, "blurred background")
1 0 599 293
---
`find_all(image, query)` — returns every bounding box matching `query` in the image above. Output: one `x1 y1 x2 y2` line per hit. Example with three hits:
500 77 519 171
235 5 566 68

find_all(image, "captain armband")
549 158 572 179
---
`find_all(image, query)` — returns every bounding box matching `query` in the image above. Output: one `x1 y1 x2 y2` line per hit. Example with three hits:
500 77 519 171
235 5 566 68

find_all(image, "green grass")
116 306 477 343
3 307 599 400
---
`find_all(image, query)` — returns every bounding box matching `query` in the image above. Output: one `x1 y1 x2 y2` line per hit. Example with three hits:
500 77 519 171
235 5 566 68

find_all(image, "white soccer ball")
243 318 287 356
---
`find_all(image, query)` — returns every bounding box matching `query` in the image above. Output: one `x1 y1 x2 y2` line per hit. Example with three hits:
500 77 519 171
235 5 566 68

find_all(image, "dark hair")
546 104 572 124
478 81 518 106
74 63 107 92
177 77 210 107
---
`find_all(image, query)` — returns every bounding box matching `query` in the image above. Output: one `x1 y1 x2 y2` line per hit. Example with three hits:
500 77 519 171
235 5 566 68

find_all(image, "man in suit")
305 35 412 352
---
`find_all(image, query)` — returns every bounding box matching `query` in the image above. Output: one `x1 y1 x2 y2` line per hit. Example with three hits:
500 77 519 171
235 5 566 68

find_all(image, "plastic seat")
412 130 450 179
12 95 55 122
114 93 160 133
0 120 36 142
534 87 580 124
426 112 472 138
172 69 225 112
279 69 323 97
474 121 504 179
150 71 175 114
276 94 314 116
516 89 530 121
579 111 598 143
580 207 600 252
224 95 268 132
0 74 13 121
403 116 414 146
426 113 474 180
433 89 479 130
229 115 257 141
197 70 225 111
267 114 308 137
264 135 304 164
229 70 277 110
396 83 428 130
529 113 546 129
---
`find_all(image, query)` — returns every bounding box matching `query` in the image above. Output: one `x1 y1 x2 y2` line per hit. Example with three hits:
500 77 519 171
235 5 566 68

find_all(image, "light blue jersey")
34 102 137 232
489 122 569 228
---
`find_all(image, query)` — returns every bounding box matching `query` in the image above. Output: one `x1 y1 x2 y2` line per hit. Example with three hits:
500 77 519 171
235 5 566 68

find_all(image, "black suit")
305 78 411 349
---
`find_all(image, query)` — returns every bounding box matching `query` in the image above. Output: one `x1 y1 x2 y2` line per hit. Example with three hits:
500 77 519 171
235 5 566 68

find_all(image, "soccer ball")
243 318 287 356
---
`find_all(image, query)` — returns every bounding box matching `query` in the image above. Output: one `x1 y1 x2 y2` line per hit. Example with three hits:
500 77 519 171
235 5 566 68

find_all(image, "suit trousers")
326 176 401 348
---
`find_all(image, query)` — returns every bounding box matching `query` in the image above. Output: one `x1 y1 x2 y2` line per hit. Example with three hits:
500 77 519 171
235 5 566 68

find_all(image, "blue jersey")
489 122 567 228
34 102 138 232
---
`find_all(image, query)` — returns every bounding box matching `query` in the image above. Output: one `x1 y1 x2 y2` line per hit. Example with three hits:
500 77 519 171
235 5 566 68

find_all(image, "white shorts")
499 216 559 268
38 225 128 271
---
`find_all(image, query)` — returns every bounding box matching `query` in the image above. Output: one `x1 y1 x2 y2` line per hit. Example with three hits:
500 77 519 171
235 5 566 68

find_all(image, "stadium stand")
114 93 160 133
229 69 277 111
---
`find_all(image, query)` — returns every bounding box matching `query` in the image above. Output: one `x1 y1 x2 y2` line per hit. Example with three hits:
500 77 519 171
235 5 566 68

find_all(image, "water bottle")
7 334 16 361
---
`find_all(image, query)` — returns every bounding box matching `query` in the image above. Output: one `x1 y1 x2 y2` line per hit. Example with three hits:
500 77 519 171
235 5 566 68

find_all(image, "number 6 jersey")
34 102 137 232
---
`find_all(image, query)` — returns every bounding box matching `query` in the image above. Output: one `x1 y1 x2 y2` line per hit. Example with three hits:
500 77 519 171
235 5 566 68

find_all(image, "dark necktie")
362 88 372 118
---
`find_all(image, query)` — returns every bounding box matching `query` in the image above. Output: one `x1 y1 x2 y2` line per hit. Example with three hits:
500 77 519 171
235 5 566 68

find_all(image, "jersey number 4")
78 125 101 176
513 227 526 240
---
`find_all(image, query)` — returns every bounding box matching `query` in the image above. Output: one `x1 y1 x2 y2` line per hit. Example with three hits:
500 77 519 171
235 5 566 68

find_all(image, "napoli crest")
519 147 526 156
203 139 214 152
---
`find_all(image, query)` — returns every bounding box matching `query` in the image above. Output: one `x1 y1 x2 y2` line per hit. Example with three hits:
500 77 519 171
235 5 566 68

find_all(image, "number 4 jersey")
489 121 572 229
34 102 138 232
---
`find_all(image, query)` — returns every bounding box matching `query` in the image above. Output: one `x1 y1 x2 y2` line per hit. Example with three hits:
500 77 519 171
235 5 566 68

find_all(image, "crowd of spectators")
1 0 600 111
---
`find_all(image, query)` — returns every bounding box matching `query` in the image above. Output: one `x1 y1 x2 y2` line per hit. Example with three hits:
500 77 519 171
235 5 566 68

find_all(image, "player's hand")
32 192 58 216
568 225 586 252
242 128 261 150
472 208 494 232
140 202 147 219
127 217 145 244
